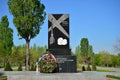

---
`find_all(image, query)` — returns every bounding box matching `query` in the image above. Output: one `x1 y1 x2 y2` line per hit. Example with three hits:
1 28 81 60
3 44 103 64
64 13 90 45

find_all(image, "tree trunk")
4 59 6 67
26 41 30 71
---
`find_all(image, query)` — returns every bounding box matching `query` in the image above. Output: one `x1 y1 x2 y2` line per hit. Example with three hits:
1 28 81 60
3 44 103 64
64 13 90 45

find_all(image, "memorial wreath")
39 53 57 73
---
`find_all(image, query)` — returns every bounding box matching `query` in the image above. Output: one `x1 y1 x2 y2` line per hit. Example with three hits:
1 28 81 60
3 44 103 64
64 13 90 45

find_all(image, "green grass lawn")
97 69 115 72
106 75 120 79
0 76 7 79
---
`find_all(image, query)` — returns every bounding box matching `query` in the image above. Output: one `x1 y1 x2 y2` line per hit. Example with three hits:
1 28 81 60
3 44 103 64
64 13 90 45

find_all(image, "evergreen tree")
4 62 13 71
87 64 91 71
80 38 89 64
88 45 94 64
30 64 36 71
17 64 22 71
0 16 13 66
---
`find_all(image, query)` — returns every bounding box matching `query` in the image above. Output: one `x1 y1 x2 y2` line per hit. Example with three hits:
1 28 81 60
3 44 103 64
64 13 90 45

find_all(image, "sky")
0 0 120 54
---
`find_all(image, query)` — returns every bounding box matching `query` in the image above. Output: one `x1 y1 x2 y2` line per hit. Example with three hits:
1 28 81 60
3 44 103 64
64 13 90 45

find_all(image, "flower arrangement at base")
38 53 57 73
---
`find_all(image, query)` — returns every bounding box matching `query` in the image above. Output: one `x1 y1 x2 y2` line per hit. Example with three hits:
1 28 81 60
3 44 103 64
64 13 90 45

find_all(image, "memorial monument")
47 14 77 72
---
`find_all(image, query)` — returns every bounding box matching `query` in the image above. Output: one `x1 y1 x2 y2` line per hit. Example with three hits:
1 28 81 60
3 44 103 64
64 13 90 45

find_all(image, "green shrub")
17 64 22 71
0 65 3 68
87 65 91 71
82 66 86 71
30 64 36 71
92 64 97 71
4 62 13 71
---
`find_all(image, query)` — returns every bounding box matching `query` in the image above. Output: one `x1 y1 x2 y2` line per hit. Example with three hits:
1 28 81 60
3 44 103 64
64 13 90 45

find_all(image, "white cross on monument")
48 14 69 38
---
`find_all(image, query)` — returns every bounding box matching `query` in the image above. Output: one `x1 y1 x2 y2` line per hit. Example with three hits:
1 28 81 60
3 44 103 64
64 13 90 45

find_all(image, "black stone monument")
47 14 77 72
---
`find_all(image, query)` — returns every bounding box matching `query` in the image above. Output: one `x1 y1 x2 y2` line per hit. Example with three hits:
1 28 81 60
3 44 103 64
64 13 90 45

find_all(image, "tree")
4 62 13 71
8 0 46 70
117 53 120 66
114 38 120 53
88 45 94 58
99 51 111 67
75 45 81 56
11 45 26 66
0 16 13 66
0 43 5 66
93 54 101 66
111 54 117 67
30 45 47 64
80 38 89 64
11 44 47 69
75 45 84 64
88 45 94 64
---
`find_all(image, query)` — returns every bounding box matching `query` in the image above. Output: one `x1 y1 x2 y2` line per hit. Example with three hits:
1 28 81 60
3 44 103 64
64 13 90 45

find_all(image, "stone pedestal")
47 48 77 72
47 49 71 55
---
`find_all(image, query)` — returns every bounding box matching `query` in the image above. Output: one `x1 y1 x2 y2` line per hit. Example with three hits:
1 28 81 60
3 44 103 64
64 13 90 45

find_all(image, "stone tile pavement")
0 71 120 80
1 71 106 80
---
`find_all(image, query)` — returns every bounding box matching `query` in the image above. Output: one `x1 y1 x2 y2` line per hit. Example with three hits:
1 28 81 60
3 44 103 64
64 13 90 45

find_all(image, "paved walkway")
0 67 120 80
0 71 107 80
0 71 120 80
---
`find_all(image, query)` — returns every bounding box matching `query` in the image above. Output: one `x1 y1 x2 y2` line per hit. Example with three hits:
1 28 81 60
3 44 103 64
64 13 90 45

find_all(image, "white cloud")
57 37 67 45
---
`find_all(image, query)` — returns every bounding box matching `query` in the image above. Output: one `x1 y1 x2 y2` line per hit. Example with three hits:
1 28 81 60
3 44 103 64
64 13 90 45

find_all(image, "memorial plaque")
55 55 77 72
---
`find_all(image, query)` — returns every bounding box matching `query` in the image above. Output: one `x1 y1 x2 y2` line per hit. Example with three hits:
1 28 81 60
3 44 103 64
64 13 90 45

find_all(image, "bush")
39 54 57 73
92 64 97 71
17 64 22 71
4 62 13 71
0 65 3 68
82 66 86 71
30 64 36 71
87 65 91 71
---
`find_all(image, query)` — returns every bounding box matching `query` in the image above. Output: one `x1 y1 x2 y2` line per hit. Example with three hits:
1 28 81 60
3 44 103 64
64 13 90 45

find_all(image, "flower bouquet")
38 54 57 73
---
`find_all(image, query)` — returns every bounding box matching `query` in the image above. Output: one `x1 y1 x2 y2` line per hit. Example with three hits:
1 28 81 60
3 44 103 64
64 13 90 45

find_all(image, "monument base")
47 49 71 55
54 55 77 73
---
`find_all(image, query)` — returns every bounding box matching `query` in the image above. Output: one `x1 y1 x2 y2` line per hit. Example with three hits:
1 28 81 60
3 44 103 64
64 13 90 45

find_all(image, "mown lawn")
0 76 7 79
97 69 115 72
106 75 120 80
